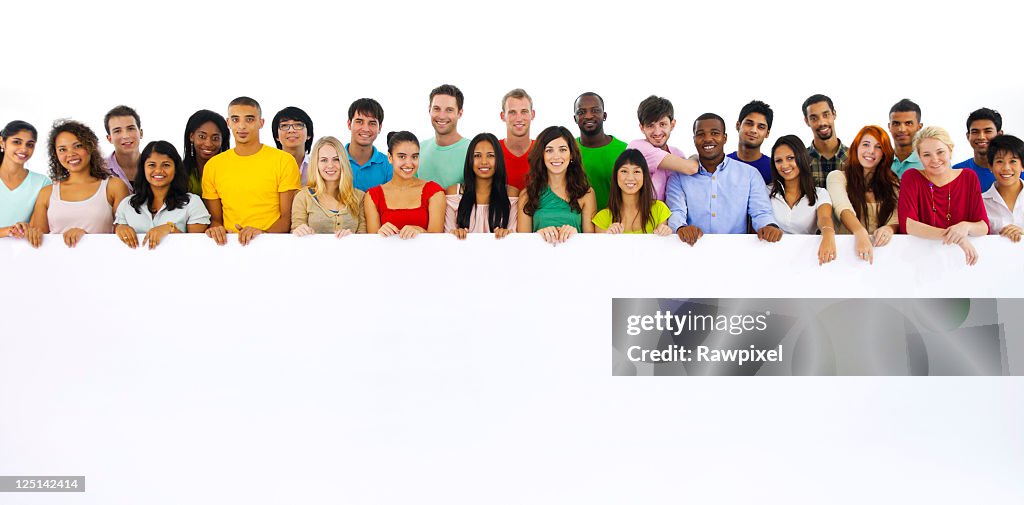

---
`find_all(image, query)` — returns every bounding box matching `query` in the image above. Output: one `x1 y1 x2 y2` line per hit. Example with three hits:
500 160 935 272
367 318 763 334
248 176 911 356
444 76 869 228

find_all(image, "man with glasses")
202 96 301 246
272 106 314 185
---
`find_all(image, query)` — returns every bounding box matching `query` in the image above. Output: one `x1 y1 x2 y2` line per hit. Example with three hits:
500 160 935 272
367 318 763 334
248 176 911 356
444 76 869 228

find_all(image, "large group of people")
1 87 1021 265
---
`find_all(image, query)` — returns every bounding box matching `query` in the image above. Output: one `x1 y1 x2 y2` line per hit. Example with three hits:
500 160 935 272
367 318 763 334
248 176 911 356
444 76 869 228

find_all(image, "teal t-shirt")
0 170 50 226
418 137 470 190
577 136 627 211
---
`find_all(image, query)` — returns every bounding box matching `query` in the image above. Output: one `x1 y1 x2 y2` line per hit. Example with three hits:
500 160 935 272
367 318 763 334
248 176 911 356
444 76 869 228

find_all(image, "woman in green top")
517 126 596 244
592 149 672 235
182 110 230 196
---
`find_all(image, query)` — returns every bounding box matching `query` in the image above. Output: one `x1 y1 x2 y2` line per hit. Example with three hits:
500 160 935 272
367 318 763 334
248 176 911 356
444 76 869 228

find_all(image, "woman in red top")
898 126 989 265
364 131 445 239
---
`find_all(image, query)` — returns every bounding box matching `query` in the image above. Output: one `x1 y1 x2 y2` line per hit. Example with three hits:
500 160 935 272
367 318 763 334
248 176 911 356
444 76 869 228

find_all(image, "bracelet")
820 226 834 232
165 222 178 233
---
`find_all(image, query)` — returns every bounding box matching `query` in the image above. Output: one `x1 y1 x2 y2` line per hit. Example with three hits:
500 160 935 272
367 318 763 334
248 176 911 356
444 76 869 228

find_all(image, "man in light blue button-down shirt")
665 113 780 245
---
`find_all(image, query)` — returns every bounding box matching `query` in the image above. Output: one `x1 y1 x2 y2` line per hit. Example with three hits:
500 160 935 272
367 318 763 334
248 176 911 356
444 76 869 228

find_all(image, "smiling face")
693 118 726 164
348 111 381 148
472 141 497 180
804 101 836 142
574 94 606 136
106 115 142 155
888 111 921 150
388 141 420 180
317 144 343 183
772 144 800 182
227 105 263 146
857 134 883 171
501 97 534 139
967 119 1000 157
917 137 953 178
641 116 675 149
543 136 571 175
2 130 36 166
55 132 91 173
143 152 175 189
190 121 223 163
990 150 1023 189
276 119 308 151
429 94 462 136
616 162 644 195
737 112 769 150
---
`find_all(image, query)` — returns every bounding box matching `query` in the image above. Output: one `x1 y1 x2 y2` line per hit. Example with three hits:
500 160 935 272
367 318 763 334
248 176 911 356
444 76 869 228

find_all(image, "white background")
3 1 1024 503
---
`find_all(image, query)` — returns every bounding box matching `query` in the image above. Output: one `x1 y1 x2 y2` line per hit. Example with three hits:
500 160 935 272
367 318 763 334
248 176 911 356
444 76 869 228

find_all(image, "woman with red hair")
825 125 900 263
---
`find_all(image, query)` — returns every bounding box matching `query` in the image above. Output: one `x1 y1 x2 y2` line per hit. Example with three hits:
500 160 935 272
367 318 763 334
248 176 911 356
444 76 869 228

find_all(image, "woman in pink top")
445 133 519 239
24 120 130 248
898 126 989 265
364 131 445 239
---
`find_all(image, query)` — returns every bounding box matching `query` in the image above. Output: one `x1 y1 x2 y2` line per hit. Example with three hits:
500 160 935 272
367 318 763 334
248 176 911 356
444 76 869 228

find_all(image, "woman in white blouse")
981 134 1024 242
767 135 836 264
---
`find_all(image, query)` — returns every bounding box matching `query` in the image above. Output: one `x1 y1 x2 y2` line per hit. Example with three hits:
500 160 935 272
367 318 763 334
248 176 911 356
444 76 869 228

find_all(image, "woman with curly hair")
182 110 230 196
1 120 49 238
517 126 596 244
23 120 130 248
113 141 210 249
825 125 900 264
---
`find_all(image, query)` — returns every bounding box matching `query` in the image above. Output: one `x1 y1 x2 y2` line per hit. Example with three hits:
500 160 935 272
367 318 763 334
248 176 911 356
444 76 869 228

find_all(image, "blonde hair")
308 136 360 217
913 126 955 154
501 88 533 112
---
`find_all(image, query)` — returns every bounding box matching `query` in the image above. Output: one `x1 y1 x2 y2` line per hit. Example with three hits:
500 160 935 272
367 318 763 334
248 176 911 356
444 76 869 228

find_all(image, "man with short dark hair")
103 105 143 190
346 98 392 192
627 95 698 200
202 96 301 246
500 88 535 189
727 100 773 184
665 113 779 246
271 106 314 185
802 94 848 188
954 108 1004 191
888 98 924 178
574 92 626 210
419 84 470 189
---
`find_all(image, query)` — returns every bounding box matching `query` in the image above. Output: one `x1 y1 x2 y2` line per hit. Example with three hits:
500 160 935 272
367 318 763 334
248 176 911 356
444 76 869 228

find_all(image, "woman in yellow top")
291 136 366 237
592 149 672 234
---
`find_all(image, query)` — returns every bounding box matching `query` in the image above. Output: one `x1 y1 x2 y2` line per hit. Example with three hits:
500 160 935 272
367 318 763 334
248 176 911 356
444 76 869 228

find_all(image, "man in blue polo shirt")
953 107 1009 192
665 113 780 246
888 98 924 178
345 98 392 191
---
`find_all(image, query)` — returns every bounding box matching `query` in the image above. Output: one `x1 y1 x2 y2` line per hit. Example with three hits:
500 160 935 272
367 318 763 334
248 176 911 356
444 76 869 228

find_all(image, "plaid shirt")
807 141 848 188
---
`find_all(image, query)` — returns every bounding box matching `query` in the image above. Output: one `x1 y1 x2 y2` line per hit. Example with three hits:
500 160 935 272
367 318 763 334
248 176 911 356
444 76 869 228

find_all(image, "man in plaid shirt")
802 94 848 188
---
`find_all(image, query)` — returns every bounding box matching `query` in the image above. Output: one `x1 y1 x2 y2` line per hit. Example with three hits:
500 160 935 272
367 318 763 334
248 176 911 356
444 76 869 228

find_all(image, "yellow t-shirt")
201 145 301 230
592 200 672 233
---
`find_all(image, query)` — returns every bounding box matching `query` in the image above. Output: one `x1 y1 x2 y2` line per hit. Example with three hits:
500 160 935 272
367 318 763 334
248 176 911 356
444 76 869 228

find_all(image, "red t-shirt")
368 181 444 230
501 139 533 190
898 169 989 233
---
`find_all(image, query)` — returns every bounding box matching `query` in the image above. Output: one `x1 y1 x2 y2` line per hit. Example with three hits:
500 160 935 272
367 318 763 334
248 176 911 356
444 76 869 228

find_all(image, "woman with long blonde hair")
291 136 366 237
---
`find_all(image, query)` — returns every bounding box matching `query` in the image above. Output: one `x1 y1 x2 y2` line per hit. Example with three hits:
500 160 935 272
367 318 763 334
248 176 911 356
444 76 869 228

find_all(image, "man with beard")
665 113 779 246
419 84 470 189
888 99 924 178
627 95 698 200
802 94 848 188
727 100 773 184
574 92 626 210
954 108 1007 192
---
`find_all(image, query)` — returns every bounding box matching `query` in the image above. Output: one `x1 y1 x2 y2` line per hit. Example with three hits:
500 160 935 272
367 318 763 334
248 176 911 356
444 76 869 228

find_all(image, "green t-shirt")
418 137 470 190
592 200 672 233
578 136 628 210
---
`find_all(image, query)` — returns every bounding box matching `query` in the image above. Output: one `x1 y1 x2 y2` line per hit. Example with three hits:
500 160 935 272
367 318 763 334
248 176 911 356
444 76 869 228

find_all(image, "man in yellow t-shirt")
202 96 301 246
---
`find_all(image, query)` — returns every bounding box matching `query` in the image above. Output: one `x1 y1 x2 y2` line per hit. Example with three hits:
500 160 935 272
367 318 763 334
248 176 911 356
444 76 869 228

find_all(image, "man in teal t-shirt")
574 92 627 210
418 84 470 189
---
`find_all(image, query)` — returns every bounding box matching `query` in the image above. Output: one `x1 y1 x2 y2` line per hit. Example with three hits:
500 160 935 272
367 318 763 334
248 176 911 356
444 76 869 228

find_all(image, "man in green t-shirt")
418 84 470 189
574 92 627 210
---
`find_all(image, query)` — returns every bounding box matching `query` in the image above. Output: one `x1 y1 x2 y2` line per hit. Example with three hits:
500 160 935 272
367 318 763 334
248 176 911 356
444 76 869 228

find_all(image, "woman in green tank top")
517 126 596 244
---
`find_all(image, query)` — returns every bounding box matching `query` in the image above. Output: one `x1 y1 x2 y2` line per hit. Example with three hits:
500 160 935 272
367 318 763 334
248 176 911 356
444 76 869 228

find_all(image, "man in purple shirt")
103 105 143 191
627 95 698 200
727 100 773 184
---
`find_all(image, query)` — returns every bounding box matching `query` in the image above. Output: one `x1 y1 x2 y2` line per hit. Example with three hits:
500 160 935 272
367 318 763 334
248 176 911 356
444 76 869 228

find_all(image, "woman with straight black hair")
592 149 671 234
768 134 837 264
445 133 519 239
182 109 230 196
517 125 597 244
114 141 210 248
1 120 50 238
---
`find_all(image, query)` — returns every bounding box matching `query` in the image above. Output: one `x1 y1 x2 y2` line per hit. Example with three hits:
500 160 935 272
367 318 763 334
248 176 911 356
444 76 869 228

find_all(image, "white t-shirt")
767 186 832 235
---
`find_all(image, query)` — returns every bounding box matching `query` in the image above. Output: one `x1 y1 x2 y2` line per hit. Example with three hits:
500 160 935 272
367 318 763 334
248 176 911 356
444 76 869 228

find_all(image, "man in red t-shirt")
499 88 535 189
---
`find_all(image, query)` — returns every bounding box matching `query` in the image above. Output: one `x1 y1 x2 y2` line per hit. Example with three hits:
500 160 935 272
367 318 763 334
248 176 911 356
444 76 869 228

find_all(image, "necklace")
928 183 952 223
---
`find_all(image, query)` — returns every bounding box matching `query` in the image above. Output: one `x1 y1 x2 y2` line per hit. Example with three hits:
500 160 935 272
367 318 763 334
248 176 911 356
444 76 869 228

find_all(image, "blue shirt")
726 151 771 184
347 144 392 192
0 170 50 227
114 193 211 233
952 157 1023 192
892 151 923 179
665 157 776 233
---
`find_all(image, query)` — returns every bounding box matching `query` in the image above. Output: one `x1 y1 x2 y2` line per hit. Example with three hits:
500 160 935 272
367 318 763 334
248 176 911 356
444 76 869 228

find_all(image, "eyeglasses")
278 123 306 132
